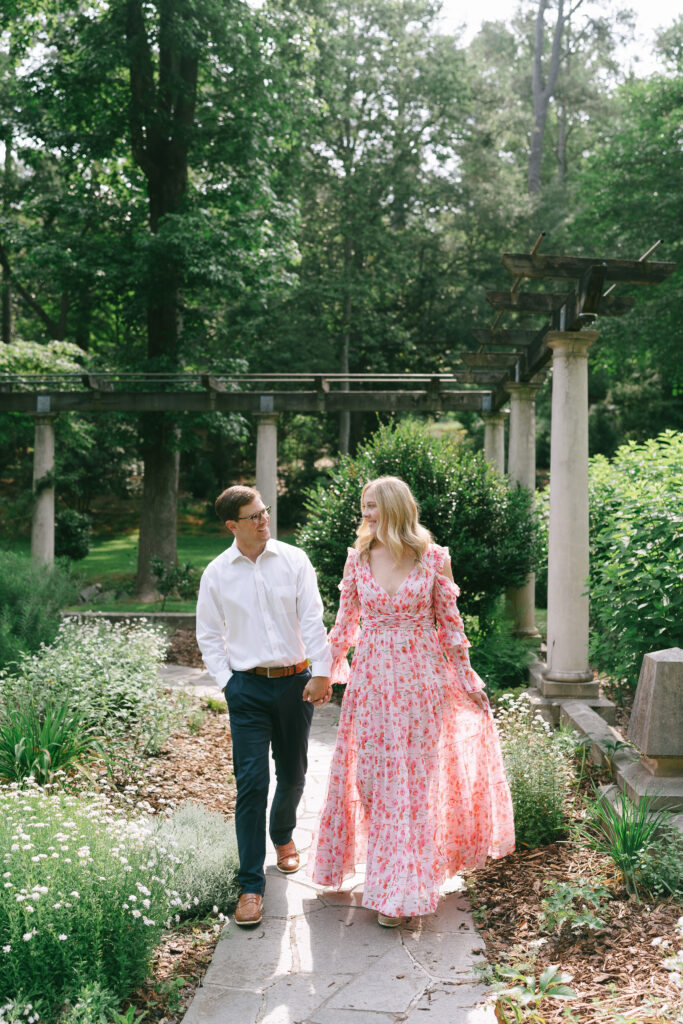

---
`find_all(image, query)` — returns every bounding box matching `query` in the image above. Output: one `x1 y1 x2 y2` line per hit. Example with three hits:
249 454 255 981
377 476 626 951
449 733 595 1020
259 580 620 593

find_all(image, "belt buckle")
266 666 275 678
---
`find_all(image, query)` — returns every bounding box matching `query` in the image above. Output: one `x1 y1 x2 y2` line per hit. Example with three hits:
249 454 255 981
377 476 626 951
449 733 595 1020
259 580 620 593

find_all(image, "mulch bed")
123 638 681 1024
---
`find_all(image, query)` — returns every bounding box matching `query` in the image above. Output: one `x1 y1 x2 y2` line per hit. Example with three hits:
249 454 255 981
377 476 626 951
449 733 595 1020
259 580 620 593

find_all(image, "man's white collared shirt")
196 538 331 690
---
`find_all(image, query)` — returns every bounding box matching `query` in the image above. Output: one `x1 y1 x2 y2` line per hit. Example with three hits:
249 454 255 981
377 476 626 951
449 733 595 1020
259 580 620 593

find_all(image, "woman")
308 476 514 926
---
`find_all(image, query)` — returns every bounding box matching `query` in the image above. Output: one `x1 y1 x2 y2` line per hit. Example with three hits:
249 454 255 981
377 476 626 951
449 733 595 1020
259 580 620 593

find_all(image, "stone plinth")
613 648 683 812
627 647 683 777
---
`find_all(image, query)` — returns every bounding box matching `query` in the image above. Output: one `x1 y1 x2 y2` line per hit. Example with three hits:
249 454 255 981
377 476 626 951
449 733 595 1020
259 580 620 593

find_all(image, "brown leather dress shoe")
234 892 263 926
274 839 300 874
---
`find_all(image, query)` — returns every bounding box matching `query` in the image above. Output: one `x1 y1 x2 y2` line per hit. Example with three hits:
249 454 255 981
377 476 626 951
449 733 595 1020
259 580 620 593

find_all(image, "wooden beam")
0 388 490 415
486 290 635 316
501 253 676 284
472 329 539 347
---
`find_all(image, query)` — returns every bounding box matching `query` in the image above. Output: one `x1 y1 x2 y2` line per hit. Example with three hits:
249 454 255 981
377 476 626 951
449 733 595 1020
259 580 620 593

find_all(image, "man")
196 485 331 927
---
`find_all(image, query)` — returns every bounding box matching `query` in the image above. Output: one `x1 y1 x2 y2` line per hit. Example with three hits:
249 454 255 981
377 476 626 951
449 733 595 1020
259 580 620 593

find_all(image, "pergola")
1 239 675 714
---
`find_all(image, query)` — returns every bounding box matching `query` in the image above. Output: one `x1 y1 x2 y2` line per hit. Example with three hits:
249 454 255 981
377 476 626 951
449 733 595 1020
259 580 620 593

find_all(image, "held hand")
467 690 490 713
303 675 331 706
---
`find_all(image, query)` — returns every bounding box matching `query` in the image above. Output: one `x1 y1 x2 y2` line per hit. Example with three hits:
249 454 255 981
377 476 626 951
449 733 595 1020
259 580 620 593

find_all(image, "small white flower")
132 909 141 918
2 945 10 953
22 930 36 941
58 934 67 941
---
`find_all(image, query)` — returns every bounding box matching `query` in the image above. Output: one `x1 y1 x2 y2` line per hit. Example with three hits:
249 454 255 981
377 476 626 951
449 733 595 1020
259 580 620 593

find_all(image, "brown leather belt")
248 660 309 678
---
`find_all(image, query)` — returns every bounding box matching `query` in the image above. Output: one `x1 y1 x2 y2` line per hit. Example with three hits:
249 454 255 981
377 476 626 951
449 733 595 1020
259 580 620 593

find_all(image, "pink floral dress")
308 544 515 918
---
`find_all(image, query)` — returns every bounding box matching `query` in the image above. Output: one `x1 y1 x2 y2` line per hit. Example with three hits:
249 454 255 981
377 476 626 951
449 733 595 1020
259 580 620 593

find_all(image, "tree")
251 0 472 452
566 21 683 448
1 0 314 593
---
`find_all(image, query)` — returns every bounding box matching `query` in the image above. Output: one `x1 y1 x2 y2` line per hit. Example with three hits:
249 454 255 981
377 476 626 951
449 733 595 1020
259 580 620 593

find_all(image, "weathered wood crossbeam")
451 369 510 384
501 253 676 284
486 290 635 316
472 329 539 348
461 352 519 368
0 389 490 415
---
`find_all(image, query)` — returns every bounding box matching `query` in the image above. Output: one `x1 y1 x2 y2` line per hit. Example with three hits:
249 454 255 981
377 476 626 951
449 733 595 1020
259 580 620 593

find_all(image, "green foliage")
150 558 199 610
629 825 683 904
298 420 538 624
0 783 180 1018
55 509 92 562
574 787 673 897
154 801 239 921
588 431 683 700
0 701 103 785
538 880 610 937
59 983 122 1024
0 619 177 771
494 693 576 849
480 960 577 1024
0 552 78 668
465 612 539 692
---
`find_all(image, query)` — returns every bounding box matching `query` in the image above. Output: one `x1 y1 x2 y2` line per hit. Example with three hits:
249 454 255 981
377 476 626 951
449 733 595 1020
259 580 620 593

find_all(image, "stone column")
31 413 56 565
506 382 541 636
542 330 599 696
255 413 278 539
482 410 507 474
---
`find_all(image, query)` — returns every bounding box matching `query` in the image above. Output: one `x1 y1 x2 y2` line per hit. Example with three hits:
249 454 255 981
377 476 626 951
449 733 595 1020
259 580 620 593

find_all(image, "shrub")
638 825 683 903
55 509 92 562
0 783 181 1019
465 612 539 693
588 430 683 699
0 619 179 770
0 552 78 668
150 558 199 609
298 420 538 624
154 801 239 920
494 692 576 849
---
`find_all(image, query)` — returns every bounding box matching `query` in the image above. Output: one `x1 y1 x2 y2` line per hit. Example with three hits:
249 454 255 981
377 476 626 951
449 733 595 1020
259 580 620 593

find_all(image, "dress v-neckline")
367 561 418 601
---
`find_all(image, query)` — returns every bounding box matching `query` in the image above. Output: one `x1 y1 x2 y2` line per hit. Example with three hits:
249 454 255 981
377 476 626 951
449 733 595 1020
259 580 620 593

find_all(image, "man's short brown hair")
215 485 261 524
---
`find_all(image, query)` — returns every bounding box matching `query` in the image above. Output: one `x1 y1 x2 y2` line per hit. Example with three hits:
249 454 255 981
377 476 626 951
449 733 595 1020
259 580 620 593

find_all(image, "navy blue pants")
225 669 314 895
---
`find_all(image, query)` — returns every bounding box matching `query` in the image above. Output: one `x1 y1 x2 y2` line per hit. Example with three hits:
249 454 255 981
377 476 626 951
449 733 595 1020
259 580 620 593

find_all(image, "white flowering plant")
0 619 183 773
0 780 190 1019
494 692 577 849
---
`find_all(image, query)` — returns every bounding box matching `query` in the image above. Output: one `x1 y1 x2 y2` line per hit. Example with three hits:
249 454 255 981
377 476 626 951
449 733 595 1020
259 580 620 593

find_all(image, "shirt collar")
226 537 278 563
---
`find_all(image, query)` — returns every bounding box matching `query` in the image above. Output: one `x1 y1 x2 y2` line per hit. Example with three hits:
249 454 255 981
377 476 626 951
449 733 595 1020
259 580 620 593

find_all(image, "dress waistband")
363 615 434 632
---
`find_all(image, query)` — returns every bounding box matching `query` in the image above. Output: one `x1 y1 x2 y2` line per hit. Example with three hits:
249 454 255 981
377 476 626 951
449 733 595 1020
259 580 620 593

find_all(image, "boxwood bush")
298 420 538 626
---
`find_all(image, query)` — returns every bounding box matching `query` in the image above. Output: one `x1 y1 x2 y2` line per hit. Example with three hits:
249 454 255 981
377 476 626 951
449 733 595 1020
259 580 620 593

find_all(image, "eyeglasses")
237 505 272 522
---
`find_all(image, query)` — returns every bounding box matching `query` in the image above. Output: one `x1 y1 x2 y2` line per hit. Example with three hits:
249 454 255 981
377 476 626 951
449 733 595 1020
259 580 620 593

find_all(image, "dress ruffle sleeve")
433 545 486 694
327 548 362 686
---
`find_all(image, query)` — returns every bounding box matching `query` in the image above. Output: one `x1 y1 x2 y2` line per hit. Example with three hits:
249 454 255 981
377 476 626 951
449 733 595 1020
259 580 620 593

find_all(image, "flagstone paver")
163 667 498 1024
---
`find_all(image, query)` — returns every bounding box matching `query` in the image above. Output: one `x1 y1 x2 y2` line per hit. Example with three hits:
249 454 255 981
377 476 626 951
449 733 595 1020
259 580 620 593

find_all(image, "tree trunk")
528 0 566 195
136 413 180 599
126 0 198 597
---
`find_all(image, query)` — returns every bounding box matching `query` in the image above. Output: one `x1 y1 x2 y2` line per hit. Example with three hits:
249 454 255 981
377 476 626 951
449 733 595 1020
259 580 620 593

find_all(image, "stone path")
161 666 497 1024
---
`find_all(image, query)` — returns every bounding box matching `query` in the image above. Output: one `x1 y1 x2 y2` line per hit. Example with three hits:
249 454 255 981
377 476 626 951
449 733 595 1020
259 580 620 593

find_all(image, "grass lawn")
63 525 300 611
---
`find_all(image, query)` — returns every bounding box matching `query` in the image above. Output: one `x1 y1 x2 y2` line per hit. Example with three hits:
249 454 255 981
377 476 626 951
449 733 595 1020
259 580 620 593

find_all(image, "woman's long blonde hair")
355 477 432 565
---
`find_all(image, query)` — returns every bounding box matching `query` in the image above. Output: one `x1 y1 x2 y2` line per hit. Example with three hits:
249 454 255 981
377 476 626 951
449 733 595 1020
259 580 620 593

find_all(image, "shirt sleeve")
296 553 332 677
196 564 232 691
327 549 362 686
432 545 485 694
